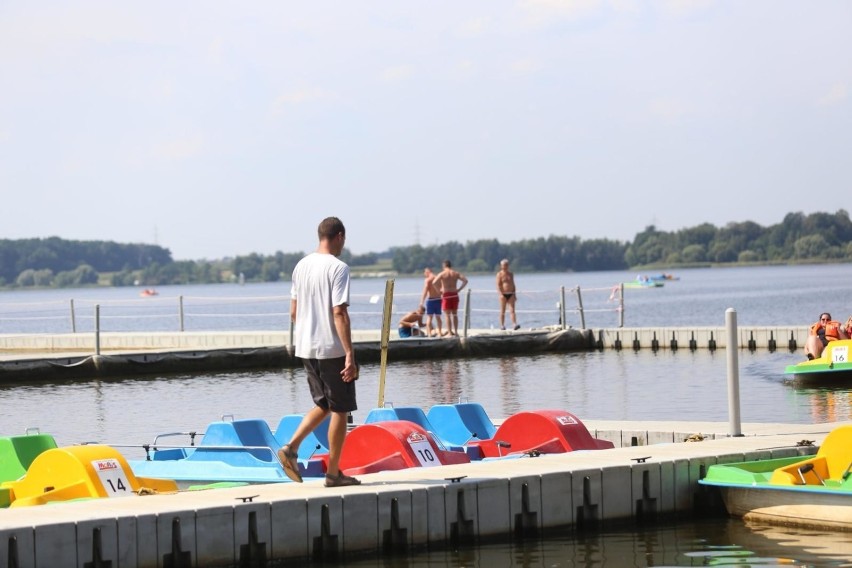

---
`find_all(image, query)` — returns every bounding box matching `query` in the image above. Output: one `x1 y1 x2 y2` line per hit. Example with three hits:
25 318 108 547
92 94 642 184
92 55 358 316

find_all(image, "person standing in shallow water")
496 259 520 330
278 216 361 488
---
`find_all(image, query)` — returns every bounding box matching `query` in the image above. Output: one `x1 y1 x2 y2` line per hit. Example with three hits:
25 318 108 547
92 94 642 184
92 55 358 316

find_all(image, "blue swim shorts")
425 297 442 315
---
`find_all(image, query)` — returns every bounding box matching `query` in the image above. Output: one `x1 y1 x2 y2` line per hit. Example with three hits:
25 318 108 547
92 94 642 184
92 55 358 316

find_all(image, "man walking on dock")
434 260 468 337
279 216 361 487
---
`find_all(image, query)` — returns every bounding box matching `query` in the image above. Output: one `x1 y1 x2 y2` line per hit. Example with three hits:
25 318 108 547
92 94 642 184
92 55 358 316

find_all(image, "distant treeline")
390 210 852 273
389 236 627 274
626 210 852 265
2 210 850 289
0 238 171 288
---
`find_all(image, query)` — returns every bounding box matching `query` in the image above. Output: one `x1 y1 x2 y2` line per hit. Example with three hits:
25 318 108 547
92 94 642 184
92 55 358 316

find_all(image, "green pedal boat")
700 425 852 531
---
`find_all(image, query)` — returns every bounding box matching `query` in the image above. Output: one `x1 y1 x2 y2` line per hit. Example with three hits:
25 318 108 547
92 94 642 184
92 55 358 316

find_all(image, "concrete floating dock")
594 326 808 353
0 328 592 381
0 326 808 381
0 326 810 356
0 421 841 567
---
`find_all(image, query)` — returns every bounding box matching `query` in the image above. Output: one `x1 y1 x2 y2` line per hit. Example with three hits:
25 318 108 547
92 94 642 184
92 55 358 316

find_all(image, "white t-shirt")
290 252 351 360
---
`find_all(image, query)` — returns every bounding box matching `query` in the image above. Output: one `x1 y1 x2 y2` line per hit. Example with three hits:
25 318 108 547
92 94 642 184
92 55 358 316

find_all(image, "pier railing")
0 284 625 336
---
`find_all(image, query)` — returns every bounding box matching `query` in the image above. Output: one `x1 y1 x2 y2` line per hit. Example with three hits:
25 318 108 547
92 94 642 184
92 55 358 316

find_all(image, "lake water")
3 263 852 333
1 264 851 566
341 517 852 567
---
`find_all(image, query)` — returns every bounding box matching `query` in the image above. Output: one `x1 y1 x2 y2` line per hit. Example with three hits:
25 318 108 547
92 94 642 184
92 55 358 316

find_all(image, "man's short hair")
501 259 509 265
318 217 345 240
443 260 452 268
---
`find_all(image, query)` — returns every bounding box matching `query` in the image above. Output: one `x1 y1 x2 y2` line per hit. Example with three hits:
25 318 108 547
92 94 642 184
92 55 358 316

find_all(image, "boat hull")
785 339 852 380
719 486 852 531
700 425 852 531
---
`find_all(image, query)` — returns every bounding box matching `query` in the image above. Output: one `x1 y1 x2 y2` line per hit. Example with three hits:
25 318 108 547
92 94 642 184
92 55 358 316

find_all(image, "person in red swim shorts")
433 260 468 337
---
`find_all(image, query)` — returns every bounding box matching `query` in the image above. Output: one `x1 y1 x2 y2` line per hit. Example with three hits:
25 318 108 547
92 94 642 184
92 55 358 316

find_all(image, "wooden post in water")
575 286 586 329
70 299 76 333
726 308 743 437
377 279 395 408
560 287 567 330
463 288 471 338
179 296 185 332
618 283 625 328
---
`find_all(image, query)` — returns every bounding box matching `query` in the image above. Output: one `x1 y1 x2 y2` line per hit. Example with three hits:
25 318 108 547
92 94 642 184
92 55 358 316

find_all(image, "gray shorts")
301 357 358 413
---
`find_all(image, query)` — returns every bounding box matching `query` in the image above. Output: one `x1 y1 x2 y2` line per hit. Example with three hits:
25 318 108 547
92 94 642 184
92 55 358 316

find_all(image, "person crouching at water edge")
804 312 849 360
399 306 425 338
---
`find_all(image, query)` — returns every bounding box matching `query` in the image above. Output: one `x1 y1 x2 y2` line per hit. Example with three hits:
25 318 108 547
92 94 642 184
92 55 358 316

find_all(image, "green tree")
232 253 264 281
261 259 282 282
15 269 36 287
676 223 717 248
738 250 760 263
680 244 706 263
16 268 54 287
625 226 674 266
111 268 138 287
54 264 98 287
794 235 829 259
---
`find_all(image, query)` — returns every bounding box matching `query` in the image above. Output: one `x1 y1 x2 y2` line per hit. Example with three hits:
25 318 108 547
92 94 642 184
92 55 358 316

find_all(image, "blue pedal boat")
128 417 327 486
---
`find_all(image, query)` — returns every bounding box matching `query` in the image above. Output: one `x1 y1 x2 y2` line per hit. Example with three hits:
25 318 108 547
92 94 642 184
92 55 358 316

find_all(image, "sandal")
324 472 361 487
277 445 303 483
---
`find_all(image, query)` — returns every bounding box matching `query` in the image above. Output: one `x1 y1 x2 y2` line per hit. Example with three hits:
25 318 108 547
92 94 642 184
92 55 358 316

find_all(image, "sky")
1 1 850 261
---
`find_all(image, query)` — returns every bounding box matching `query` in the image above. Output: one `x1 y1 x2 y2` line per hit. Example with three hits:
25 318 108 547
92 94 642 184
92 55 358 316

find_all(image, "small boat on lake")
623 277 664 289
649 273 679 281
784 339 852 381
139 288 159 297
699 425 852 531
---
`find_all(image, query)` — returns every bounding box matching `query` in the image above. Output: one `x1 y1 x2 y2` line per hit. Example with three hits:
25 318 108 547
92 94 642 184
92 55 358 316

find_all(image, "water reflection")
341 518 852 567
805 389 852 424
439 360 460 405
782 373 852 425
2 354 851 565
498 356 519 415
3 351 851 448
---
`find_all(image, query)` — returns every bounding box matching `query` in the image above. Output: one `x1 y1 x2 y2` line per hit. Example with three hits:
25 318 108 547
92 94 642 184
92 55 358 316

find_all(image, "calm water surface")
3 264 852 332
2 350 850 447
341 518 852 567
2 264 851 566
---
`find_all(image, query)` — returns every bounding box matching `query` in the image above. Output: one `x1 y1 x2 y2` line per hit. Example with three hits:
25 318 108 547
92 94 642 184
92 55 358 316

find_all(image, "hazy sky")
2 1 850 260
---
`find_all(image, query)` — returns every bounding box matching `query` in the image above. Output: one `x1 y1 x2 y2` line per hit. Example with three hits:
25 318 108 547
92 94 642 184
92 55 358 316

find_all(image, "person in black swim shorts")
496 259 520 330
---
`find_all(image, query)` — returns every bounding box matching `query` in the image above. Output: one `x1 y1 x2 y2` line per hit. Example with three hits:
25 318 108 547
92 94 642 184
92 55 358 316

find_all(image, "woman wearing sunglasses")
804 312 848 360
